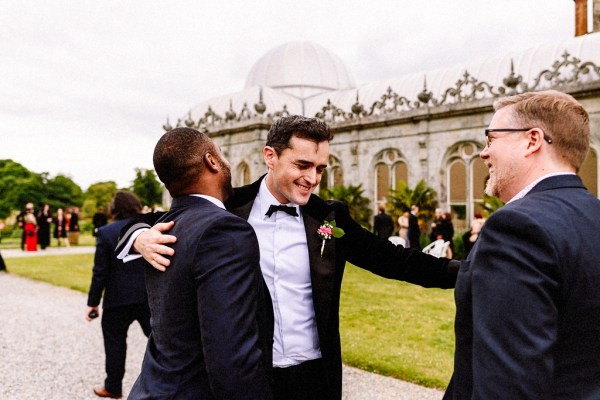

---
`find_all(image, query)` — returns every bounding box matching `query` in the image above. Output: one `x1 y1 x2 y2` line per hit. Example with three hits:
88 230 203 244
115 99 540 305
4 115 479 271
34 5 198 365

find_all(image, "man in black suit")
128 128 272 399
407 204 421 250
444 91 600 399
86 191 152 399
120 116 458 399
373 204 394 239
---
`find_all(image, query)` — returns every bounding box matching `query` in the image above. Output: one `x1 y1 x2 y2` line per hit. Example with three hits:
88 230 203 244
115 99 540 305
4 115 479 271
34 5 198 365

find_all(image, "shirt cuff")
116 228 148 262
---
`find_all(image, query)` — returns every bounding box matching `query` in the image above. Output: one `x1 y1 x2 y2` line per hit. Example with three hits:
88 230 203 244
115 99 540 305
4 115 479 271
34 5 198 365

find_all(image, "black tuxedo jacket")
129 196 272 400
226 176 458 399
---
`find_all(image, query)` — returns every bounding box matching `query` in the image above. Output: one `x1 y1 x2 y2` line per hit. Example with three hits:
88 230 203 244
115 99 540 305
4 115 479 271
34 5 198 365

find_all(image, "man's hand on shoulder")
134 221 177 272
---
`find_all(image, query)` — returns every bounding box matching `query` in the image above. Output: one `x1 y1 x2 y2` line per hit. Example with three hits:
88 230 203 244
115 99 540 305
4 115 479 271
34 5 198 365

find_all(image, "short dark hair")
266 115 333 155
109 191 142 220
153 127 213 196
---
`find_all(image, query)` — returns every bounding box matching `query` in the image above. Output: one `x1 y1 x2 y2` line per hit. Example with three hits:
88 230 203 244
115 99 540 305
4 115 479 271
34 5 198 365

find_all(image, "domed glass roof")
244 41 356 99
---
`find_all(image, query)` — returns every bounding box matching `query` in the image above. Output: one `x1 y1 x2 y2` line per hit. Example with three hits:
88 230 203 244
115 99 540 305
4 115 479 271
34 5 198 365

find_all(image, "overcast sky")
0 0 575 190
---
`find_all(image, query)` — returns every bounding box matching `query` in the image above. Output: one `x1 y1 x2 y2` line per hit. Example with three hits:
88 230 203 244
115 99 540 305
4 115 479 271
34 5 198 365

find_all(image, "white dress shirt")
249 179 321 367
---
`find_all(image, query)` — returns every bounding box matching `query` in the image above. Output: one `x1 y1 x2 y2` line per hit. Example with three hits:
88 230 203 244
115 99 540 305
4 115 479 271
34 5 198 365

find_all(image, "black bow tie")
265 204 298 217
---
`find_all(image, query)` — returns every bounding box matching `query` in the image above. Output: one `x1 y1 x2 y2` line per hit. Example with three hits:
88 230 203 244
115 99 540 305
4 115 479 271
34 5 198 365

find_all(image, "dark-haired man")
127 128 272 399
119 116 458 400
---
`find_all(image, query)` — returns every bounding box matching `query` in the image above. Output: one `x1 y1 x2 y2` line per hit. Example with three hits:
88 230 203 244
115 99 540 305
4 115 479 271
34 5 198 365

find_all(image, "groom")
119 115 458 400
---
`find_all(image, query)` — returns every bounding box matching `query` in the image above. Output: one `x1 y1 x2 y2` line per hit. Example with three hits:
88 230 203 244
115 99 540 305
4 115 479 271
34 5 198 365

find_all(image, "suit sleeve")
114 211 165 255
193 215 272 400
470 209 559 398
87 228 111 307
336 202 458 288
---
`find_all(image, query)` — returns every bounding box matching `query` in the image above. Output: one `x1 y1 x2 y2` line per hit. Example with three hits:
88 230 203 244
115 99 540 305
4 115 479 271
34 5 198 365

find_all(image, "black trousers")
273 358 333 400
101 303 151 393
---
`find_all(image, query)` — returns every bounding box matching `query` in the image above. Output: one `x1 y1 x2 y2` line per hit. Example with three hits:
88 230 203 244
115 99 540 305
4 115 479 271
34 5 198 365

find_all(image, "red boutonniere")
317 219 345 256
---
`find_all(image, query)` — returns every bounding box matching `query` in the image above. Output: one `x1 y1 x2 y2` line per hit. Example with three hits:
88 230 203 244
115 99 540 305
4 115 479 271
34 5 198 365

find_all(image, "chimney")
594 0 600 32
575 0 588 36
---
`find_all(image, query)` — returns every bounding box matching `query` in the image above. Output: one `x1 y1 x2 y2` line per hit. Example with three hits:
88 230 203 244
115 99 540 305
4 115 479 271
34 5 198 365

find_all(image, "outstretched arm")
336 202 459 288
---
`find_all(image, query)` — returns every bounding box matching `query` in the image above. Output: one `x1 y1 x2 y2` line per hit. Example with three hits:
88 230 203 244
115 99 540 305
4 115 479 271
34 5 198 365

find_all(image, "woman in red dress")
23 213 38 251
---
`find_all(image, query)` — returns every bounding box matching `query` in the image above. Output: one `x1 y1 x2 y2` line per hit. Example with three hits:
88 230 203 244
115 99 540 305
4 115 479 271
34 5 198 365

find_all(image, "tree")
45 175 83 210
131 168 162 207
479 193 504 217
0 160 45 219
82 181 118 218
319 184 372 229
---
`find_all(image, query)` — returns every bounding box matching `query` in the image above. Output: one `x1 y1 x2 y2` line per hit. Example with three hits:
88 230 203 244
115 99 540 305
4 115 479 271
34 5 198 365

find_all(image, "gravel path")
0 249 444 399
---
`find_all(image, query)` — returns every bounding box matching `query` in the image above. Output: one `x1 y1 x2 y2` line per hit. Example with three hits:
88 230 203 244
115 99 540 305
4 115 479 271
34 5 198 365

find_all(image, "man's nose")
305 168 318 184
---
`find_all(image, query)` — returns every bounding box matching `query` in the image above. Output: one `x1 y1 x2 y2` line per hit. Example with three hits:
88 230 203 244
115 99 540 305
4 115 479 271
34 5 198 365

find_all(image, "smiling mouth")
296 182 312 192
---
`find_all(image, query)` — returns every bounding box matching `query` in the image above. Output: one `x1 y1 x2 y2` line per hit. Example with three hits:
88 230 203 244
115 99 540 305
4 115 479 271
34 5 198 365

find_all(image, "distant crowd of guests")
14 202 109 251
373 205 486 259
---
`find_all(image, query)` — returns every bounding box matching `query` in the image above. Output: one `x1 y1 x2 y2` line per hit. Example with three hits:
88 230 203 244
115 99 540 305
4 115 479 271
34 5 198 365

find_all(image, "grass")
0 232 96 250
340 264 455 389
3 254 456 389
4 253 94 293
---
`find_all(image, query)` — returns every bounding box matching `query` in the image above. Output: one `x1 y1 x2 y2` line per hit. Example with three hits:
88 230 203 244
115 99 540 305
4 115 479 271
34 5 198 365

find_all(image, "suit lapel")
303 201 338 337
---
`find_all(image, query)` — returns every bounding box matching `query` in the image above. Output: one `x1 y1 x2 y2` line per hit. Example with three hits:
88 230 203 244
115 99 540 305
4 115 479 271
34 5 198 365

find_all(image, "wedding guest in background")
463 212 485 257
0 221 7 272
68 206 80 245
86 191 151 399
397 209 409 241
407 204 421 249
36 203 53 250
373 204 394 239
92 206 108 237
23 212 38 252
53 208 69 247
17 202 34 251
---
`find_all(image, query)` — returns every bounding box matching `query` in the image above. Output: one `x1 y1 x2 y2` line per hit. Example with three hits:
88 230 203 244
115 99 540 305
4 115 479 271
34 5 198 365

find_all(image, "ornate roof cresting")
163 51 600 131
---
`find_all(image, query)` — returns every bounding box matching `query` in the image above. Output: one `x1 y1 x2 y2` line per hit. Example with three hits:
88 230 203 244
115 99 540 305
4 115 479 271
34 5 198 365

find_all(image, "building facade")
163 33 600 230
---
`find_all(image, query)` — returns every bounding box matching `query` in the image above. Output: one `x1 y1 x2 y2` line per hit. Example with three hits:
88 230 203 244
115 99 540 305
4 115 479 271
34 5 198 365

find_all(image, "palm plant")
387 179 438 221
319 184 373 229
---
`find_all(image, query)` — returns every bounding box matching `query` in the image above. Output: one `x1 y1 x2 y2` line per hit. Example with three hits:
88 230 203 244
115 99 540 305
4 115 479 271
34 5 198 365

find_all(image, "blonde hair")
493 90 590 170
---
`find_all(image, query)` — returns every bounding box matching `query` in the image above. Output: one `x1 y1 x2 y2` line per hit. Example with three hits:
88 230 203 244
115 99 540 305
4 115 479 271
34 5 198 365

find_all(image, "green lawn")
0 232 96 250
340 264 455 388
4 253 95 293
4 254 456 389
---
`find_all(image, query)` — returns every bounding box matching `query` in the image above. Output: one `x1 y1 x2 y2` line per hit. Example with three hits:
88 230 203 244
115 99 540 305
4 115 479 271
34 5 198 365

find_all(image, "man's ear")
204 153 220 173
263 146 277 169
525 129 544 155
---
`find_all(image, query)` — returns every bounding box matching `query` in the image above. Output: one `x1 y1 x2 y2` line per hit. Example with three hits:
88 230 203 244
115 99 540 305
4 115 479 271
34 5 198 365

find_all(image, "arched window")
319 154 343 191
236 162 251 187
580 148 598 197
372 149 407 209
445 142 486 231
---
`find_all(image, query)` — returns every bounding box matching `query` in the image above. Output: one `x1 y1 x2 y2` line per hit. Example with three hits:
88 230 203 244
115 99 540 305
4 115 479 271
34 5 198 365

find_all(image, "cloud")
0 0 575 190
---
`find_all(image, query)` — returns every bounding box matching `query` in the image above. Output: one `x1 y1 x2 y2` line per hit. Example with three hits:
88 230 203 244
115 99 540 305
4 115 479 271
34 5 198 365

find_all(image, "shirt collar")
507 172 576 203
258 178 301 221
189 194 226 209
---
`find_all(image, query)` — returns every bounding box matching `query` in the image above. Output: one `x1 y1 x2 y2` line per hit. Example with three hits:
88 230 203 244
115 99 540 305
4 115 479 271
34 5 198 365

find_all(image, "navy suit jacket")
87 218 148 309
444 175 600 399
129 196 272 400
226 176 458 399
